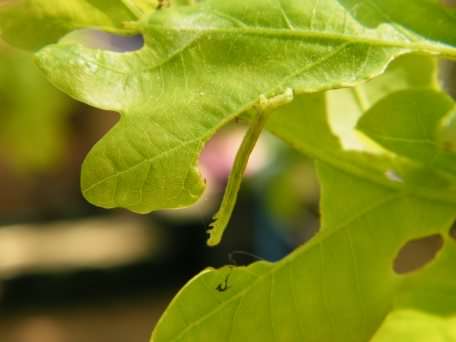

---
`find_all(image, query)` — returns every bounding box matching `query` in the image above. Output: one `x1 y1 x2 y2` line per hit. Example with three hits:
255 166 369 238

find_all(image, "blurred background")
0 30 322 342
0 2 455 341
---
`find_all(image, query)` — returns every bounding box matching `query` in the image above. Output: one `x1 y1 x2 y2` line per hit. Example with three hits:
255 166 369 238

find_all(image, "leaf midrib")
144 25 456 58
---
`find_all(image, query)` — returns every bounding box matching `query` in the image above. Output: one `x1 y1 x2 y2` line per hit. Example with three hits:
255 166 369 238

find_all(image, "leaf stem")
352 86 369 111
207 88 294 247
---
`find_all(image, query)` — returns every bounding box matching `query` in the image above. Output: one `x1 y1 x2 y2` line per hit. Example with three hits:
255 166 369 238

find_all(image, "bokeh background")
0 1 455 341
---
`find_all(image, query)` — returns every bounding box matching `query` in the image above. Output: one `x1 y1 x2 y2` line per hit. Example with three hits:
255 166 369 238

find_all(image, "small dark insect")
216 272 231 292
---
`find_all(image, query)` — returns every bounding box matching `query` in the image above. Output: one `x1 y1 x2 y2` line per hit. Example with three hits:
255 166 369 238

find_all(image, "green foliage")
0 50 70 172
32 0 456 215
1 0 456 341
153 167 455 341
152 54 456 341
0 0 154 50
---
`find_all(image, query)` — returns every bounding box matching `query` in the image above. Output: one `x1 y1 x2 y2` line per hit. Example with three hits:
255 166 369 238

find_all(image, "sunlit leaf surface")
1 1 456 340
33 0 456 213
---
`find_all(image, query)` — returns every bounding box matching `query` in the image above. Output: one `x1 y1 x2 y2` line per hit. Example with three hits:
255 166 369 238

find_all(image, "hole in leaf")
393 234 443 274
62 29 144 52
440 60 456 100
449 224 456 240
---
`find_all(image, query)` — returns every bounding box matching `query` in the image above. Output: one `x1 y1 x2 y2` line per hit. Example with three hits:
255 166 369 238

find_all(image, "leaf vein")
168 193 402 340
